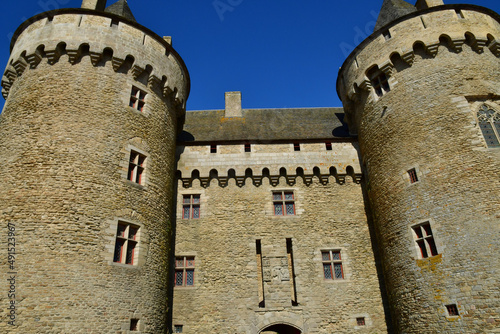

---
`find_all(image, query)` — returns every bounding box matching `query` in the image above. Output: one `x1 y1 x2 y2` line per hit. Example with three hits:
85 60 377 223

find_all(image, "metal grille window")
412 222 438 258
174 325 183 333
183 194 200 219
273 191 295 216
113 222 139 265
477 104 500 148
408 168 419 183
128 151 146 184
446 304 459 316
175 256 195 287
322 250 344 280
356 317 366 326
129 86 146 112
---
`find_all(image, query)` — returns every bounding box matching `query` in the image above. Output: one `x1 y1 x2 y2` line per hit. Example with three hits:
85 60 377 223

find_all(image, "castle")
0 0 499 333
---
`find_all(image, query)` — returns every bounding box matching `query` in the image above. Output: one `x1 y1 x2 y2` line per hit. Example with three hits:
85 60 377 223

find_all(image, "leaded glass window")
321 250 344 280
182 194 201 219
477 104 500 148
273 191 295 216
113 222 139 265
175 256 195 287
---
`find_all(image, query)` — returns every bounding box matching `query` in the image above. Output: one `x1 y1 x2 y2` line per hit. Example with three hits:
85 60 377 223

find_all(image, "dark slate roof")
104 0 136 22
374 0 416 31
178 108 351 143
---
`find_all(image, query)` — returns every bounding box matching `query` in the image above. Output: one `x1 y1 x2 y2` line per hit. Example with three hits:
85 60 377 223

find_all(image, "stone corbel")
450 37 466 52
25 51 43 69
67 49 81 64
131 65 145 80
89 51 102 66
148 75 162 90
379 60 394 77
45 49 60 65
426 43 440 57
12 57 28 76
489 39 500 57
111 57 125 71
401 50 415 66
358 77 372 91
472 38 488 53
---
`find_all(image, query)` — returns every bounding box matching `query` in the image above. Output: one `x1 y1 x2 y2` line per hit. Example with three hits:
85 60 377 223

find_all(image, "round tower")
0 0 189 332
338 1 499 333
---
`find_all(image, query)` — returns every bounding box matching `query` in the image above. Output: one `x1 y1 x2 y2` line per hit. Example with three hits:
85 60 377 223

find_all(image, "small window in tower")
372 72 390 97
408 168 419 183
412 222 438 259
356 317 366 326
127 151 146 185
293 143 300 151
113 222 140 265
455 9 464 19
130 319 139 331
383 30 391 40
210 144 217 153
477 104 500 148
325 142 332 151
446 304 459 316
129 86 147 112
322 250 344 280
175 256 195 287
174 325 183 333
245 143 251 152
273 191 295 216
182 194 200 219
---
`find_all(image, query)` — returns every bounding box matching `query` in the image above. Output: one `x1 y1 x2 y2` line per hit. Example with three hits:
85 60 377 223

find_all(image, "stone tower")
0 0 189 332
337 0 500 333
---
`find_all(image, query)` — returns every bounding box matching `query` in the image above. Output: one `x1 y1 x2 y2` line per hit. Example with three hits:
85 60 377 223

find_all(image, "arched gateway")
260 323 302 334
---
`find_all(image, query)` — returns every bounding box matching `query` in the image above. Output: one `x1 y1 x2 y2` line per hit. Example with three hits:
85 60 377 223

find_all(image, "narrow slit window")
325 142 332 151
210 144 217 153
293 143 300 151
245 143 251 152
455 9 464 19
412 222 438 258
129 86 146 112
383 30 391 40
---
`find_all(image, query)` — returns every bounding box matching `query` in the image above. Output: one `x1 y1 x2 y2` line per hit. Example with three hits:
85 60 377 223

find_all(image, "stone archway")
260 323 302 334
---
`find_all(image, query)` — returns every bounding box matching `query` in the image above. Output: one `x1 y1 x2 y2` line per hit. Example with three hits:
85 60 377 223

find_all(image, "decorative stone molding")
379 60 395 77
178 167 361 189
401 50 415 66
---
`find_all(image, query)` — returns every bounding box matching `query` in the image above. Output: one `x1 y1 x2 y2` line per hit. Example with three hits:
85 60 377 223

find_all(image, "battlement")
337 4 500 132
2 9 190 115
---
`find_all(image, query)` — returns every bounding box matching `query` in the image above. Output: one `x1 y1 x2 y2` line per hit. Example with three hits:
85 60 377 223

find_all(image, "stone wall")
0 10 188 333
173 142 389 333
338 5 500 333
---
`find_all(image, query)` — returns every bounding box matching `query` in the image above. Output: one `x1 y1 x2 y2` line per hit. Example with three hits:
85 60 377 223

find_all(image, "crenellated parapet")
1 9 190 116
337 4 500 133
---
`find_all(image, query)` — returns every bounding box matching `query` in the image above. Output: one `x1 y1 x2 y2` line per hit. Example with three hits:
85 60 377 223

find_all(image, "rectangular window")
325 142 332 151
408 168 419 183
293 143 300 151
128 151 146 185
174 325 183 333
356 317 366 326
455 9 464 19
371 72 390 97
446 304 459 316
182 194 200 219
245 143 251 152
113 222 139 265
175 256 195 287
383 30 391 40
412 222 438 258
210 144 217 153
322 250 344 280
129 86 146 112
273 191 295 216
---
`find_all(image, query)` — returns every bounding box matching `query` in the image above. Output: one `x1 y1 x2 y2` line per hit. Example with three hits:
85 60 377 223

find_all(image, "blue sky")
0 0 499 111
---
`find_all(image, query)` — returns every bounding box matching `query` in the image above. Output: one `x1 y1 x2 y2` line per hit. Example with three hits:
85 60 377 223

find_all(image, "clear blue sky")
0 0 499 111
